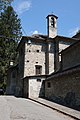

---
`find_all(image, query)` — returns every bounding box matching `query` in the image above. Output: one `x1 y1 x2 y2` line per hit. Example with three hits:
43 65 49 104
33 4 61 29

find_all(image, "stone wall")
18 43 24 78
6 66 18 95
61 41 80 70
23 78 29 98
54 40 71 72
59 41 70 52
24 42 46 77
45 70 80 110
20 37 73 77
23 76 45 98
48 42 55 73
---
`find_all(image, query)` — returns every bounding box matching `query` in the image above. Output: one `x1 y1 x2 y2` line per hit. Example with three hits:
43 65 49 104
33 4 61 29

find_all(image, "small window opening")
36 50 39 52
51 17 55 27
47 82 51 88
37 79 41 82
35 65 42 75
29 50 31 52
27 60 29 62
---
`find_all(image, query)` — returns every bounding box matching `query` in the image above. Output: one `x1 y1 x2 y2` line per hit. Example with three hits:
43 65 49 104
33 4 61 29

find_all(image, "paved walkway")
29 98 80 120
0 96 78 120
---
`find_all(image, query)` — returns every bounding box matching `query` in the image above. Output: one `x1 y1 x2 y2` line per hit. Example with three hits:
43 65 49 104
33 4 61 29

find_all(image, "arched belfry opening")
46 14 58 38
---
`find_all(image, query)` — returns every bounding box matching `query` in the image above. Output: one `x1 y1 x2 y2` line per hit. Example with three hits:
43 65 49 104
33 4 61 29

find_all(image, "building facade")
6 14 80 109
45 38 80 110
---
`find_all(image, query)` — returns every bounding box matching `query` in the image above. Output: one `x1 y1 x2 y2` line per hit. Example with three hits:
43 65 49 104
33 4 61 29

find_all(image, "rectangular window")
47 82 51 88
35 65 42 75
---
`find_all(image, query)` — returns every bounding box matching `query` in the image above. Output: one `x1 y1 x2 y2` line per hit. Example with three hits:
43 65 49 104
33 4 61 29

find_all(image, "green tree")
0 0 13 13
0 6 22 40
0 6 22 89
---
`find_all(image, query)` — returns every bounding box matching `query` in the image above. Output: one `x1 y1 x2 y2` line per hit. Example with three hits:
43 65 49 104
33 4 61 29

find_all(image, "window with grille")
35 65 42 75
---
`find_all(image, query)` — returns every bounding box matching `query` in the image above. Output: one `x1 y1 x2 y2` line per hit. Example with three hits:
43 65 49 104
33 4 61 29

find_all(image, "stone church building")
6 14 80 109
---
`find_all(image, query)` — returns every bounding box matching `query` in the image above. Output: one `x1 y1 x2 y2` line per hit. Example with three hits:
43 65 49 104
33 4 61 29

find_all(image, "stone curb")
29 98 80 120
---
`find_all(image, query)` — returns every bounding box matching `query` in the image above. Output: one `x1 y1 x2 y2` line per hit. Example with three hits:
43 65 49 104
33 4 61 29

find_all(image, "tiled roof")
46 14 58 19
17 34 80 50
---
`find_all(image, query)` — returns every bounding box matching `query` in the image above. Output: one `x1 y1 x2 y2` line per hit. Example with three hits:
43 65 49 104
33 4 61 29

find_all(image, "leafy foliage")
0 6 22 40
0 0 13 13
0 5 22 90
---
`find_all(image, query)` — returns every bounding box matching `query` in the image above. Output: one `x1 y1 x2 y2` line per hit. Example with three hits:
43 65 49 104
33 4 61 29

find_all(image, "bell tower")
46 14 58 38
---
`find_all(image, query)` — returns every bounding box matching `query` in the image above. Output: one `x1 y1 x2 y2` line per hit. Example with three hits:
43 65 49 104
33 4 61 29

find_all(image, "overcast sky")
12 0 80 37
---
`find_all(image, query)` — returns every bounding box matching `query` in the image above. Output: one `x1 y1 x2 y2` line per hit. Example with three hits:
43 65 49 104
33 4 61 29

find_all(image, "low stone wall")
45 70 80 110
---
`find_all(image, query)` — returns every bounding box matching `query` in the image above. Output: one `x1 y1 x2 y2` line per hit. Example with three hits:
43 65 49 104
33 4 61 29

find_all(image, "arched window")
51 17 55 27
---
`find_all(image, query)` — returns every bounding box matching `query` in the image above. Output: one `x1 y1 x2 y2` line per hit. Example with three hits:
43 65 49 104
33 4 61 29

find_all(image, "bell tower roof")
46 14 58 19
